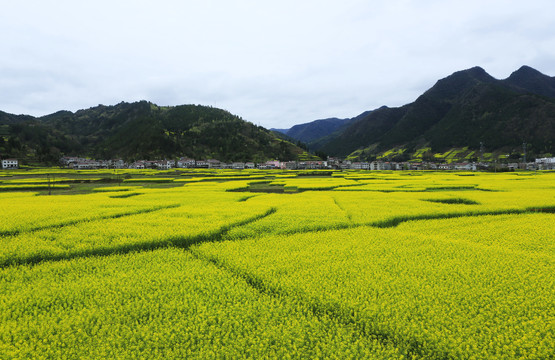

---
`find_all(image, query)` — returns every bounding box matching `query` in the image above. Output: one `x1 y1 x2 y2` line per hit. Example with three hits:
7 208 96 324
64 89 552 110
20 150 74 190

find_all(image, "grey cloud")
1 0 554 127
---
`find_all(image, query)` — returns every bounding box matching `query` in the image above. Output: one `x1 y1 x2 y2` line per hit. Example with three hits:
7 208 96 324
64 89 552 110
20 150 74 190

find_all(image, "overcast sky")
2 0 554 128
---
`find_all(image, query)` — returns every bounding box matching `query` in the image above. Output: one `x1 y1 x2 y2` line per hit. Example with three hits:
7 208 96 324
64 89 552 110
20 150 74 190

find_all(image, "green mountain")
0 101 303 164
315 66 555 159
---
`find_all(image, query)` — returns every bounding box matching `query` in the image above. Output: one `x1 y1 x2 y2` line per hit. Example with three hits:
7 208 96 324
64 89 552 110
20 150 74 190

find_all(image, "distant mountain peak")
277 117 354 144
423 66 495 101
456 66 496 82
463 65 487 75
504 65 555 98
519 65 537 71
507 65 551 82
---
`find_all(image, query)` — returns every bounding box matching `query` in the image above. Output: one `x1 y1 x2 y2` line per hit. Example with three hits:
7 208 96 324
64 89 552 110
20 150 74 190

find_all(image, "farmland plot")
0 169 553 359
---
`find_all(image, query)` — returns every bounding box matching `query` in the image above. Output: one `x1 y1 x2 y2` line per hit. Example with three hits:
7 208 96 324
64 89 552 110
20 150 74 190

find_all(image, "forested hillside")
285 66 555 159
0 101 303 163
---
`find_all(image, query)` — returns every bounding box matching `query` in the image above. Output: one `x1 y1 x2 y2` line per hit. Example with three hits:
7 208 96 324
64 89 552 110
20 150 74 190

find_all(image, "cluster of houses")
340 158 555 171
59 157 281 170
1 156 553 171
59 157 127 170
55 156 555 171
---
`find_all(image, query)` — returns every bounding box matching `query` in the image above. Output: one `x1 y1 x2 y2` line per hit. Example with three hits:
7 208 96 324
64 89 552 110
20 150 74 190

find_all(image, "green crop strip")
422 198 480 205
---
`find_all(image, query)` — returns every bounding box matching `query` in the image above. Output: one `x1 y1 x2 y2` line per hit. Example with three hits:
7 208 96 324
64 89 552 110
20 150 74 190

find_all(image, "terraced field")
1 169 553 359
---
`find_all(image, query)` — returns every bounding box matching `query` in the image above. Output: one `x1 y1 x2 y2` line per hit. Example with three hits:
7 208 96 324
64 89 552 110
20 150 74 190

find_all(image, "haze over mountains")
272 118 354 144
277 65 555 159
1 65 554 165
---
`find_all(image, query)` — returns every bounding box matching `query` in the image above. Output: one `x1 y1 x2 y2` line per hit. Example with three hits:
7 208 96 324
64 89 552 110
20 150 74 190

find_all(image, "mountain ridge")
2 65 554 164
284 65 554 159
274 117 354 144
502 65 555 98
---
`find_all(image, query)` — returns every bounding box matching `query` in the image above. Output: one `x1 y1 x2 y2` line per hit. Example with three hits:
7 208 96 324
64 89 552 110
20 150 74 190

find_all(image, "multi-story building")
1 159 18 169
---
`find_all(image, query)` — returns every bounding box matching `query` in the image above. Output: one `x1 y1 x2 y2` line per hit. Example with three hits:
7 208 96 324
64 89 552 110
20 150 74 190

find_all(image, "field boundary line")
0 207 277 269
224 206 555 240
0 203 182 237
189 249 447 360
369 206 555 228
331 195 353 221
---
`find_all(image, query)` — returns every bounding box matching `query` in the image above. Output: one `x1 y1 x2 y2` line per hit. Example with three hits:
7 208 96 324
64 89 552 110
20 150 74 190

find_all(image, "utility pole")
522 142 527 164
479 142 485 171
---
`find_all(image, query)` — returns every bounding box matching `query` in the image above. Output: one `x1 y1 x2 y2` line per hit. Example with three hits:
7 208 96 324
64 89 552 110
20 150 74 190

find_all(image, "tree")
422 151 434 162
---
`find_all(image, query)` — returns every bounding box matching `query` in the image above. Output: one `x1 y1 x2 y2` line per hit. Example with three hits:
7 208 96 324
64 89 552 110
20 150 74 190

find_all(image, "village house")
303 161 324 169
97 160 112 169
507 163 519 171
296 161 325 170
350 162 370 170
409 162 423 171
386 162 404 170
60 156 85 167
535 157 555 170
340 160 351 170
129 161 146 169
454 163 476 171
195 160 209 168
520 162 537 171
370 161 385 170
326 157 342 169
177 158 196 168
1 159 19 169
207 159 221 169
73 160 100 170
284 161 297 170
156 160 175 170
59 157 125 169
265 160 281 169
143 161 158 169
112 159 127 169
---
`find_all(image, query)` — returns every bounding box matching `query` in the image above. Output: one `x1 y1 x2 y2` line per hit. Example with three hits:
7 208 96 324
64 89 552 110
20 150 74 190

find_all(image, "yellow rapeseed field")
0 169 553 359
